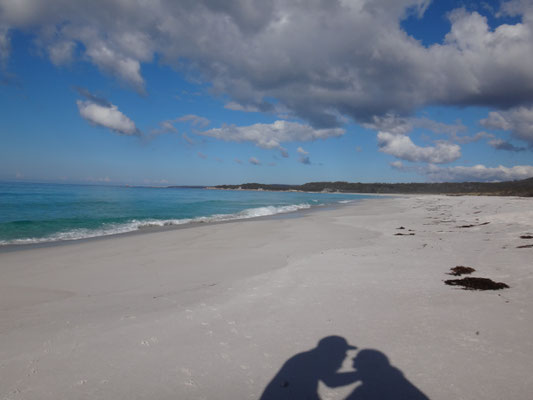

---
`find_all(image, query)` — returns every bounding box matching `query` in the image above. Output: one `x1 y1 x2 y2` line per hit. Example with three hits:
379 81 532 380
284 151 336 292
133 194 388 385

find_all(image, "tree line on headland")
210 177 533 196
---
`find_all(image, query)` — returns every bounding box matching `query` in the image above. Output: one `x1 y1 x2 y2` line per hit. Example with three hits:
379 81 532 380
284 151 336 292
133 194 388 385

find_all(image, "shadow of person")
260 335 358 400
346 349 429 400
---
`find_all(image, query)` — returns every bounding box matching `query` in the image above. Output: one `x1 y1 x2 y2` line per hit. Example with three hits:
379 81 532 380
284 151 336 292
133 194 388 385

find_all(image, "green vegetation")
214 178 533 196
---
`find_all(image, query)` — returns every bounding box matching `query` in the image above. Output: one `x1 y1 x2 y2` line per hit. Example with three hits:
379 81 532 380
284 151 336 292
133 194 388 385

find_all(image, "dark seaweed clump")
445 277 509 290
448 266 476 276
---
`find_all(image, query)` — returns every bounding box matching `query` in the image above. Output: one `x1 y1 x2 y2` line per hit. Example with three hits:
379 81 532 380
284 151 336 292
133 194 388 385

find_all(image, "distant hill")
213 178 533 196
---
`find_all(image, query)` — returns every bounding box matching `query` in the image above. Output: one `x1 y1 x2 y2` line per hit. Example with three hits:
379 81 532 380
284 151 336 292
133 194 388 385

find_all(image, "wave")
0 203 312 246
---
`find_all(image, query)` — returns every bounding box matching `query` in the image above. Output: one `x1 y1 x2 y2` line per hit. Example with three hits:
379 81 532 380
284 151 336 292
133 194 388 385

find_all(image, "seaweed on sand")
448 266 475 276
445 277 509 290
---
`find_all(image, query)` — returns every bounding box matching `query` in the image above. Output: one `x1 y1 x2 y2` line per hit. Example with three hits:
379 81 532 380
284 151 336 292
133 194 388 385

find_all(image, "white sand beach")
1 195 532 400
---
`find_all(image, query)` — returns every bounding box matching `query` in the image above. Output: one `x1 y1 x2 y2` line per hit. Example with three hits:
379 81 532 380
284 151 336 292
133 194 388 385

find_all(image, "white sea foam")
0 203 312 246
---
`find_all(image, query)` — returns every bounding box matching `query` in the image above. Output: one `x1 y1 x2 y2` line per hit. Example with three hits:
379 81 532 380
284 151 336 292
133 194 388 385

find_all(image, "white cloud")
76 95 139 136
177 114 210 128
424 164 533 182
481 106 533 145
249 156 261 165
296 146 311 164
85 40 145 93
365 114 486 144
47 40 75 65
198 121 345 155
377 131 461 164
3 1 533 126
392 161 533 181
390 160 405 170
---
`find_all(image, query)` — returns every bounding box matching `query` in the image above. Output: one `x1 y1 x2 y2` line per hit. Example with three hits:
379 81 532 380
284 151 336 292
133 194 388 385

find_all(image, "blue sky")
1 0 533 185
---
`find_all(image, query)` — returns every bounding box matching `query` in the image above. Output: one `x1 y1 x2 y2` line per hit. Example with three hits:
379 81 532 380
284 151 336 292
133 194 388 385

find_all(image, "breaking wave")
0 203 312 246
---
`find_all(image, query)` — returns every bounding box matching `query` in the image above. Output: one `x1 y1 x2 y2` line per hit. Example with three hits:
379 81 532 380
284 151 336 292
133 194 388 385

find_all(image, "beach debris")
397 226 405 230
517 244 533 249
445 277 509 290
457 222 490 228
448 266 476 276
519 235 533 239
395 232 415 236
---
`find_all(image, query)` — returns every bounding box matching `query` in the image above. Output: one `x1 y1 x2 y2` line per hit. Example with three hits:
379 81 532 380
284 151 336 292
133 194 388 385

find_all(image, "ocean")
0 182 373 246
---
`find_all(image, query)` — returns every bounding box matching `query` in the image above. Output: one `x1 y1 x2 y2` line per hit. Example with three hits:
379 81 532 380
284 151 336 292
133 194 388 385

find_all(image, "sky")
1 0 533 186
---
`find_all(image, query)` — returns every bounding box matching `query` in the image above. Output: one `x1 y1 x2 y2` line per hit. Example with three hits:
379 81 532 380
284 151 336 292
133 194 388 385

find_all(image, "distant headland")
204 177 533 197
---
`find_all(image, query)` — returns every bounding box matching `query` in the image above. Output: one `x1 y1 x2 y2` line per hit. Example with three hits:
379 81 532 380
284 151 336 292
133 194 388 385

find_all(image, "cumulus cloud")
365 114 487 144
377 131 461 164
296 147 309 155
48 40 75 65
488 139 526 152
249 156 261 165
76 90 139 135
198 120 344 157
3 1 533 126
481 106 533 145
85 41 145 93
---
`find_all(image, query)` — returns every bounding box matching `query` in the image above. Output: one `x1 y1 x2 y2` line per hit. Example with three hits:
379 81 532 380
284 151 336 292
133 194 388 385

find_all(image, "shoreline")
1 195 532 399
0 195 380 253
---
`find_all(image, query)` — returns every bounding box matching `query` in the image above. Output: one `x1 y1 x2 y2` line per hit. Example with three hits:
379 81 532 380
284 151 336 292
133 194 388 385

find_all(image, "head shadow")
260 336 428 400
259 335 358 400
346 348 428 399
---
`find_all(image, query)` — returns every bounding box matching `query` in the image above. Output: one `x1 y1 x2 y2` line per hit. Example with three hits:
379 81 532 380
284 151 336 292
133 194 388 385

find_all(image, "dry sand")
1 195 532 399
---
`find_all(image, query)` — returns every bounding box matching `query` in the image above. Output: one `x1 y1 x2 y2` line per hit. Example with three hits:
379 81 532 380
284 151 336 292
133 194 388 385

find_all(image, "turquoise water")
0 182 372 246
